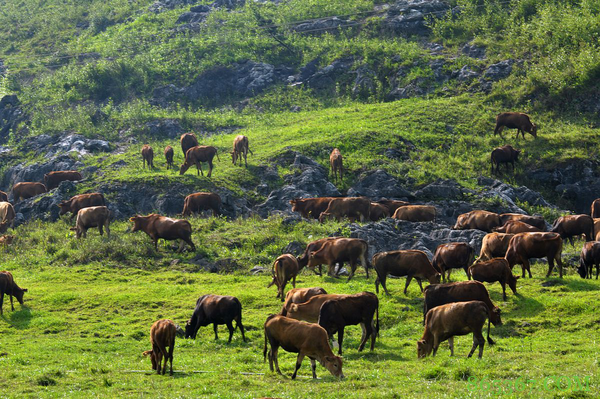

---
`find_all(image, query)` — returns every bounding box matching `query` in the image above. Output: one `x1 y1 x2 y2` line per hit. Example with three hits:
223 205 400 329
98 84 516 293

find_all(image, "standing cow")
44 171 83 190
130 214 196 252
267 254 300 302
184 294 246 343
0 271 27 315
180 133 199 157
505 232 563 278
71 206 111 239
550 214 594 246
491 145 520 174
432 242 474 282
143 319 176 376
164 145 174 170
330 148 343 182
578 241 600 279
179 146 220 177
182 192 221 217
12 182 46 202
142 145 154 169
0 202 16 234
372 250 440 295
392 205 436 222
494 112 537 140
453 210 501 232
58 193 106 219
231 135 253 167
307 238 369 280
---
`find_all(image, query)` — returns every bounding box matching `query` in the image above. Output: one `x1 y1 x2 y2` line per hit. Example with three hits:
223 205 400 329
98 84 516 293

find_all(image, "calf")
499 213 546 230
290 197 336 220
263 315 343 379
0 235 14 249
267 254 300 302
142 319 176 375
72 206 110 239
319 197 370 223
286 294 348 323
179 146 220 177
418 301 490 359
432 242 474 282
479 232 515 261
329 148 343 182
454 210 501 232
0 190 7 202
550 214 594 246
505 232 563 278
0 201 16 234
142 145 154 169
231 135 253 167
490 145 520 174
307 238 369 280
376 199 409 215
44 170 82 190
57 193 106 219
392 205 435 222
12 182 46 202
297 237 339 275
0 271 27 315
494 112 537 140
182 192 221 217
185 294 246 343
494 220 541 234
591 199 600 219
280 287 327 316
372 250 440 295
130 214 195 252
369 202 390 221
469 258 518 300
164 145 174 170
578 241 600 279
180 132 199 157
318 292 379 355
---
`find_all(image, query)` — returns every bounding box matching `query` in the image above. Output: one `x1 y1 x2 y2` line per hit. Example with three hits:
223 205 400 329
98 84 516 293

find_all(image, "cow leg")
272 346 282 375
292 353 305 379
309 357 317 379
464 266 471 280
404 276 413 295
555 253 563 278
82 228 87 239
207 160 213 178
415 277 424 293
381 275 391 296
470 330 485 358
292 276 296 288
448 336 454 356
9 294 14 311
105 220 110 239
446 269 452 281
337 329 344 356
226 321 234 343
568 237 574 247
168 340 174 376
358 323 367 351
98 224 103 236
236 316 247 342
439 266 446 283
360 253 369 279
213 323 219 340
501 281 507 301
346 261 357 282
596 263 599 279
546 257 555 278
432 337 440 357
0 292 4 314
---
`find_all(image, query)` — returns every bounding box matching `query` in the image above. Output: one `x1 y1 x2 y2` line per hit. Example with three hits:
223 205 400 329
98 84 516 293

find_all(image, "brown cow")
280 287 327 316
297 237 339 275
0 235 14 248
0 271 27 315
307 238 369 280
550 214 594 246
392 205 435 222
12 182 46 202
369 202 390 221
180 133 199 157
577 241 600 279
372 250 440 295
184 294 246 342
267 254 300 302
469 258 518 300
286 294 348 323
418 301 490 359
179 146 220 177
499 213 546 230
505 232 563 278
182 192 221 217
453 210 501 232
290 197 336 220
595 218 600 241
432 242 475 282
142 145 154 169
319 197 370 223
0 201 16 234
376 199 410 215
0 190 7 202
491 145 520 174
263 314 344 379
71 206 110 239
130 214 195 252
142 319 176 375
330 148 343 182
479 232 515 261
494 112 537 140
494 220 542 234
231 135 253 167
164 145 174 170
44 170 82 190
58 193 106 219
591 199 600 218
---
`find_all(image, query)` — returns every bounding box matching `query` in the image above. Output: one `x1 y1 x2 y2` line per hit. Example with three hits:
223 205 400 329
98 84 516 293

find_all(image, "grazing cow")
372 250 440 295
71 206 110 239
499 213 546 230
376 199 410 215
591 199 600 218
142 145 154 169
182 192 221 217
392 205 436 222
505 232 563 278
130 214 195 252
57 193 106 219
318 292 379 355
290 197 336 220
164 145 174 170
280 287 327 316
432 242 475 282
0 271 27 315
418 301 490 359
44 170 82 190
231 135 253 167
479 232 515 261
550 214 594 246
267 254 300 302
0 201 16 234
469 258 518 300
594 218 600 241
453 210 501 232
179 146 220 177
329 148 343 182
286 294 348 323
319 197 370 223
491 145 520 174
263 315 343 379
297 237 339 275
184 295 246 343
494 112 537 140
142 319 176 375
494 220 542 234
578 241 600 279
12 182 46 202
0 190 7 202
369 202 390 221
0 235 14 249
307 238 369 280
180 132 199 157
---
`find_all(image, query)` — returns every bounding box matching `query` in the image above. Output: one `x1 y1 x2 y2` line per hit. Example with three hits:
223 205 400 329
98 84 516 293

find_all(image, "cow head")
321 355 344 378
417 339 432 358
452 215 466 230
13 286 27 305
428 273 441 284
577 258 588 279
129 216 142 232
0 235 14 245
530 124 537 138
289 199 300 212
514 148 521 161
57 200 72 215
142 350 157 370
230 151 237 164
508 274 519 294
179 162 191 175
184 320 196 339
490 306 502 326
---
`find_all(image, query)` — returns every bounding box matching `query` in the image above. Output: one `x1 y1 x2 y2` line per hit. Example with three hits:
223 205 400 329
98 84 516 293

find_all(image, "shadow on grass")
3 306 32 329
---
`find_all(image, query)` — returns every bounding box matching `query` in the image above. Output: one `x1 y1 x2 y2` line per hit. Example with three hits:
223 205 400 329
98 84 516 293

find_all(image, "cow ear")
22 288 28 292
142 350 152 357
69 227 77 231
514 276 520 280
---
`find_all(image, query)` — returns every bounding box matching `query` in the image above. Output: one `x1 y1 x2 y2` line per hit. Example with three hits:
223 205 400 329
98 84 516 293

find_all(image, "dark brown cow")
577 241 600 279
453 210 501 232
505 232 563 278
0 271 27 315
595 218 600 241
280 287 327 316
307 238 369 280
182 192 221 217
376 199 410 215
142 145 154 169
12 182 46 202
550 214 594 246
231 135 252 167
372 250 440 295
286 294 348 323
318 292 379 355
290 197 336 219
479 232 515 261
185 295 246 343
392 205 435 222
494 112 537 140
130 214 195 252
0 190 7 202
0 201 16 234
330 148 343 182
469 258 518 300
267 254 300 302
164 145 174 170
180 133 199 157
499 213 546 230
494 220 542 234
432 242 475 282
72 206 110 239
142 319 176 375
319 197 370 223
263 315 344 379
491 145 520 174
58 193 106 219
591 199 600 219
418 301 490 359
369 202 390 221
179 146 220 177
297 237 339 275
44 170 82 190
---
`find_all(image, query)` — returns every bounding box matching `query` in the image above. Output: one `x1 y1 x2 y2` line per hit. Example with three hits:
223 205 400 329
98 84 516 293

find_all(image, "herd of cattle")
2 112 600 379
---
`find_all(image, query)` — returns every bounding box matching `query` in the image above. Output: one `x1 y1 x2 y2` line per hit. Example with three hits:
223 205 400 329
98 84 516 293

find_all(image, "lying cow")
143 319 176 375
179 146 220 177
290 197 336 220
267 254 300 302
499 213 546 230
0 271 27 315
478 232 515 261
330 148 343 182
392 205 435 222
550 214 594 246
307 237 369 280
578 241 600 279
164 145 174 170
505 232 563 278
142 145 154 169
0 201 15 234
491 145 520 174
72 206 110 239
369 202 390 221
12 182 46 202
453 210 501 232
58 193 106 219
185 294 246 343
130 214 195 252
44 170 82 190
180 132 199 157
494 220 541 234
231 135 253 167
372 250 440 295
280 287 327 316
432 242 474 282
469 258 518 300
319 197 370 223
182 192 221 217
494 112 537 140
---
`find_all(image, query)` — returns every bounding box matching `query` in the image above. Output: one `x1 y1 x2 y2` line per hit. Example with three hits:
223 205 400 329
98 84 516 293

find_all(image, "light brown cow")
58 193 106 219
453 210 501 232
72 206 110 239
376 199 410 215
44 171 82 190
478 232 515 261
290 197 336 220
319 197 370 223
179 146 220 177
0 271 27 315
0 190 7 202
12 182 46 202
0 201 16 234
494 220 542 234
307 238 369 280
432 242 475 282
369 202 390 221
550 214 594 246
142 145 154 169
591 199 600 219
182 192 221 217
263 315 344 379
267 254 300 302
372 250 440 295
469 258 518 300
130 214 195 252
180 133 199 157
231 135 252 167
392 205 436 222
594 218 600 241
142 319 176 375
286 294 348 323
499 213 546 230
330 148 343 182
280 287 327 316
494 112 537 140
164 145 174 170
505 232 563 278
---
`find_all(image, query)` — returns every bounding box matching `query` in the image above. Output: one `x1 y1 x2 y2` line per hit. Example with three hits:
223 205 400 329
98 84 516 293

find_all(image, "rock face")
304 57 355 92
149 0 196 13
145 119 183 139
0 95 24 143
483 59 514 81
294 17 348 34
384 0 450 36
0 155 85 191
347 170 414 200
13 181 79 223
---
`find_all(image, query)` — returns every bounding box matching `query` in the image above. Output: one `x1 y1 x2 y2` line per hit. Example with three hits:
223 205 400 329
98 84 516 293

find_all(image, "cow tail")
487 316 495 346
